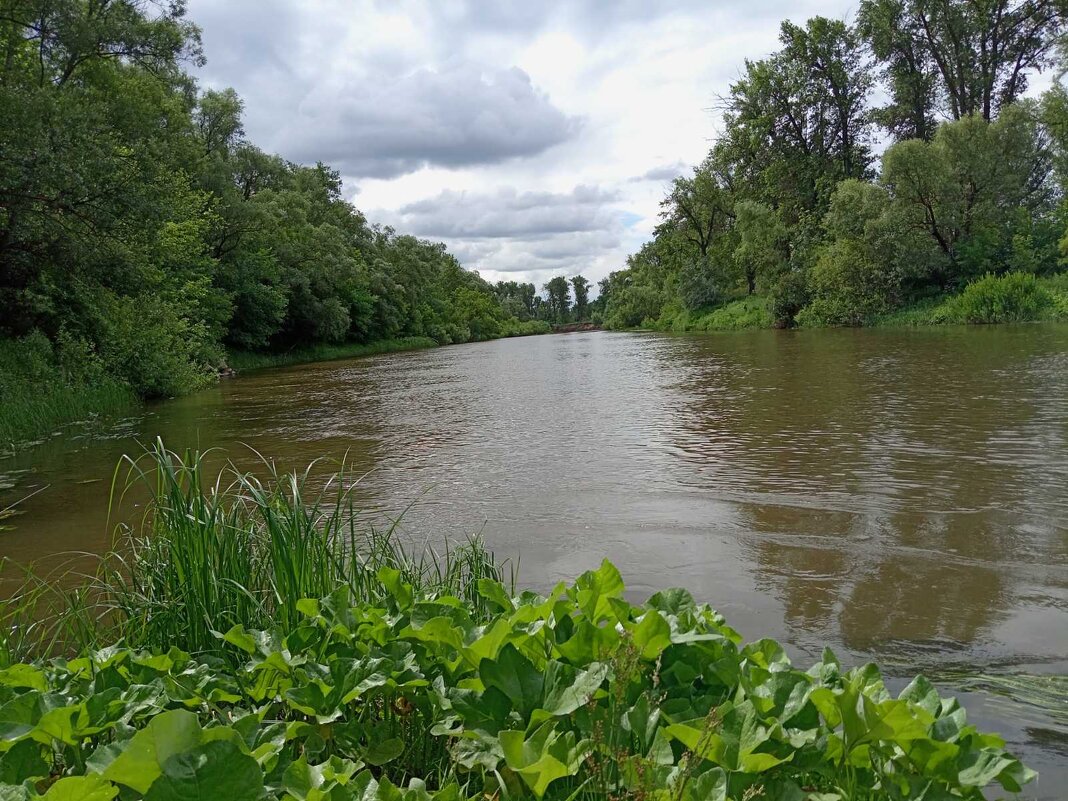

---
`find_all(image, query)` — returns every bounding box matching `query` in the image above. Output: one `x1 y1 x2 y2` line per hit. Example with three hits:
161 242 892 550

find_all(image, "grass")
227 336 439 373
650 296 773 334
0 334 137 450
0 379 134 450
870 295 949 327
689 296 773 331
645 272 1068 335
873 273 1068 328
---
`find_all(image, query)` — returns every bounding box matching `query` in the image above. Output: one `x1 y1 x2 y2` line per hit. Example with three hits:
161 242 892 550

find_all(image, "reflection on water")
2 326 1067 798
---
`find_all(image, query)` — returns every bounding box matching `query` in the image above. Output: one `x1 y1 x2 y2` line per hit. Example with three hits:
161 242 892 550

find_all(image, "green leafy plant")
0 560 1035 800
935 272 1054 324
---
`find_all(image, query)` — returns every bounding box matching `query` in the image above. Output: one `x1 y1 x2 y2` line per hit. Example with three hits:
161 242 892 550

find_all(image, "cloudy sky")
187 0 855 288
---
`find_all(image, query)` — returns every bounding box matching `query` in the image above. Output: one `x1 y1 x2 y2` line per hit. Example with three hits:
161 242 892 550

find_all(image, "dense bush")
797 241 898 327
0 567 1036 800
603 285 664 329
936 272 1054 324
688 297 772 331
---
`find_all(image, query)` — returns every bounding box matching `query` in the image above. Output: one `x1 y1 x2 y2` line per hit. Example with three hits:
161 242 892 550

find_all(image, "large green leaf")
665 700 790 774
574 560 625 623
541 661 607 716
143 740 264 801
0 739 48 783
499 721 590 798
101 709 239 794
41 776 118 801
630 611 671 660
479 644 544 718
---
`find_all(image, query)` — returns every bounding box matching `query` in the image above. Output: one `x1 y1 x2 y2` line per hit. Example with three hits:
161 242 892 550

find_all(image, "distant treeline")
493 274 593 326
0 0 552 412
598 1 1068 331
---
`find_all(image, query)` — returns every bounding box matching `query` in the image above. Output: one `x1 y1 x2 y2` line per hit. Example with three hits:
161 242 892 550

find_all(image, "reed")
0 379 134 449
4 440 513 658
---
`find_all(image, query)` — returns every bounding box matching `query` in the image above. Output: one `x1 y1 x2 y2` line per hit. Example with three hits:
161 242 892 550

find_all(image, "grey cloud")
392 185 619 239
422 0 773 41
633 162 689 182
526 231 620 260
375 184 627 277
273 64 579 178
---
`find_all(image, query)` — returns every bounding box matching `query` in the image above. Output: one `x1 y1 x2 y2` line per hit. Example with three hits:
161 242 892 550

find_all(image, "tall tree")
543 276 571 323
722 17 874 220
0 0 204 336
861 0 1068 133
660 166 733 260
859 0 939 139
881 105 1054 285
570 275 591 320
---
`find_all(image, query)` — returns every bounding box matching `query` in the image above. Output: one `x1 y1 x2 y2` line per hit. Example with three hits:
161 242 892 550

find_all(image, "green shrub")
603 285 664 329
98 294 219 398
690 296 772 331
936 271 1053 324
1039 272 1068 318
797 240 899 327
768 269 811 327
1 561 1037 801
504 318 552 337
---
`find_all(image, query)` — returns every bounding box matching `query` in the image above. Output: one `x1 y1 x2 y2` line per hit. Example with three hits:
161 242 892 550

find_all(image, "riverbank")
552 320 601 333
1 324 555 452
0 444 1038 800
640 272 1068 334
0 335 137 451
0 338 440 452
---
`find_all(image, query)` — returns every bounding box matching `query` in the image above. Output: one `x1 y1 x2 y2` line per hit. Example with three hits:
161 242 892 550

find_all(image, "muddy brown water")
2 327 1067 797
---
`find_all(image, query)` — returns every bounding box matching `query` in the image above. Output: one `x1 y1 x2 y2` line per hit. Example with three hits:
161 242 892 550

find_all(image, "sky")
187 0 857 288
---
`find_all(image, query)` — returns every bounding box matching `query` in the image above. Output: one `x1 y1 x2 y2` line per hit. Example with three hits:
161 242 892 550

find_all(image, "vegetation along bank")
0 3 578 448
591 3 1068 332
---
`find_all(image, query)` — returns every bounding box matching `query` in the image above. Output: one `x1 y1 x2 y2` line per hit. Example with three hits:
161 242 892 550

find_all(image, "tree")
860 0 1068 134
859 0 939 139
0 0 205 339
734 202 789 294
799 180 901 326
0 0 540 400
570 275 591 320
881 106 1055 286
660 165 733 260
543 276 571 323
722 17 874 220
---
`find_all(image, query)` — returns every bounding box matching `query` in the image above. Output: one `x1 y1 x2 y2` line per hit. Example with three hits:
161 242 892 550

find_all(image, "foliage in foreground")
0 561 1036 800
0 446 1036 800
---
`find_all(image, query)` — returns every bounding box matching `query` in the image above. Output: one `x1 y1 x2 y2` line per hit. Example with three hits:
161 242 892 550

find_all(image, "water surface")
2 327 1067 797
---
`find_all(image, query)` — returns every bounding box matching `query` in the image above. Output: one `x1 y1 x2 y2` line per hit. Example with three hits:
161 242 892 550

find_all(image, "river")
2 327 1067 797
